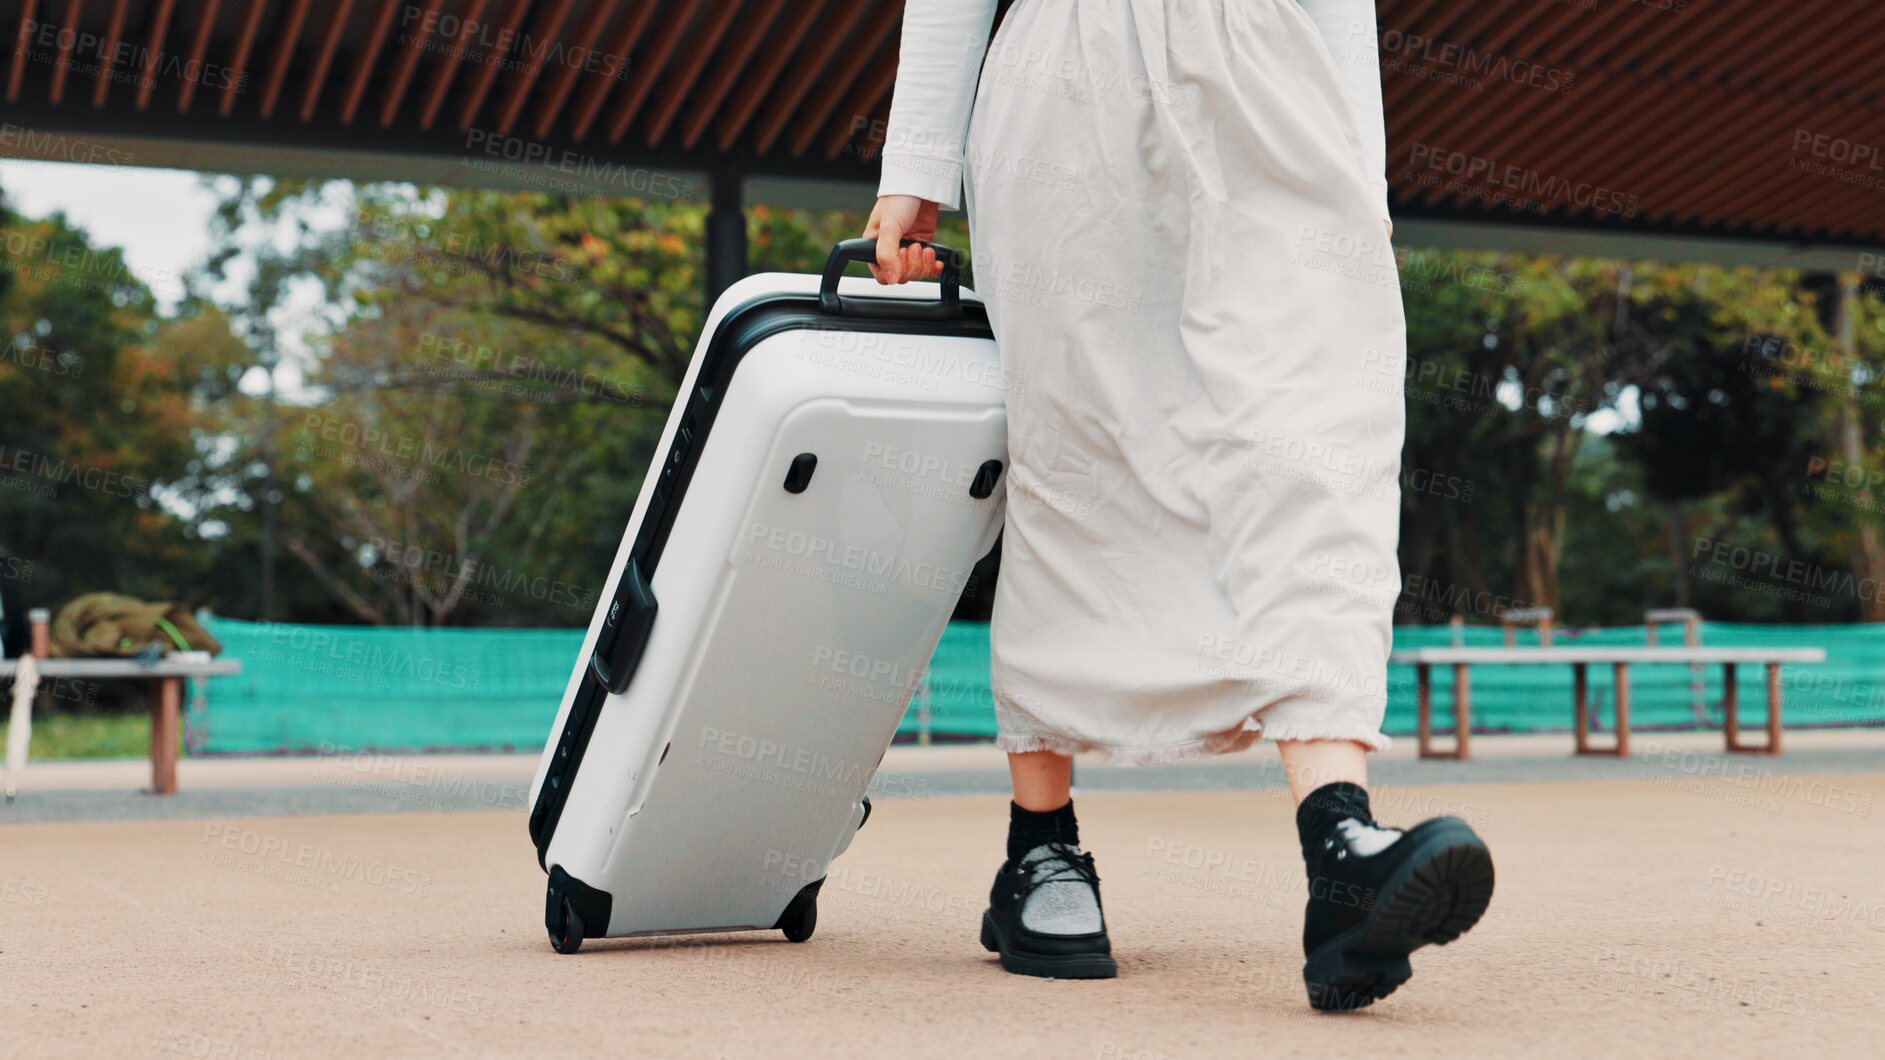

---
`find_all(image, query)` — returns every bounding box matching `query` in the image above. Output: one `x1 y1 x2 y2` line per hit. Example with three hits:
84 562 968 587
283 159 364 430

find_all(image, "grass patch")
0 710 156 760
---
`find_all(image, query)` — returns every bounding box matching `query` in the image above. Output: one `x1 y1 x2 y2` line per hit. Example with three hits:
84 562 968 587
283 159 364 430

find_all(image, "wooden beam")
298 0 355 121
415 0 484 130
218 0 267 117
379 0 444 127
175 0 219 113
494 0 575 135
642 0 743 146
258 0 311 118
454 0 533 132
89 0 126 106
8 0 39 103
712 0 822 151
49 0 80 105
675 0 784 149
132 0 176 111
529 0 619 139
823 56 896 159
750 0 865 154
567 0 656 141
788 2 898 157
339 0 401 124
605 2 699 143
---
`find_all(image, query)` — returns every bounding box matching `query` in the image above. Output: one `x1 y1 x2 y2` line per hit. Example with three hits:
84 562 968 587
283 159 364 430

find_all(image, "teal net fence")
194 618 1885 754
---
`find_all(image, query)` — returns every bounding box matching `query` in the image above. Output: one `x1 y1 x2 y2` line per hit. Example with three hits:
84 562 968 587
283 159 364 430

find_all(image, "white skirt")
963 0 1407 763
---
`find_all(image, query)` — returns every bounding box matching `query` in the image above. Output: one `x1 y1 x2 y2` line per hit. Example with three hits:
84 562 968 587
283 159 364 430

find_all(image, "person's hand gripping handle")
862 194 946 285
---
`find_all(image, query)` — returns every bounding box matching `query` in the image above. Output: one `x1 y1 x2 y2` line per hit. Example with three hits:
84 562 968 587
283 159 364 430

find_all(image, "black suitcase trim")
529 287 994 869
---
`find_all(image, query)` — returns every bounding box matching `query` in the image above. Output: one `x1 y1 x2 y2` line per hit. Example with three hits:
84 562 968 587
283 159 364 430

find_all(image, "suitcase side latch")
590 557 658 694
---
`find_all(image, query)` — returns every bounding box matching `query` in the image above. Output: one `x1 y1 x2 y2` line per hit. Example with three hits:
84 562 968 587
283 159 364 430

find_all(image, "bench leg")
1724 662 1784 755
1573 663 1590 754
1613 663 1631 758
1723 662 1742 751
1453 663 1472 761
1766 663 1784 756
150 677 180 795
1416 664 1434 759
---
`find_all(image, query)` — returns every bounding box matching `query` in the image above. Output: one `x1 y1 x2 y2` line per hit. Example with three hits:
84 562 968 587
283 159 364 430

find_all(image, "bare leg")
1276 739 1369 805
1007 749 1073 810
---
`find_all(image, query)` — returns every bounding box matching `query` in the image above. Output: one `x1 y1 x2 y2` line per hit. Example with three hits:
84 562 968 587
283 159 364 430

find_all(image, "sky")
0 159 221 312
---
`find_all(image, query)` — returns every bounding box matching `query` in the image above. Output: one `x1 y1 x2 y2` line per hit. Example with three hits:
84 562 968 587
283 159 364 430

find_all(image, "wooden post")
1766 663 1783 756
1573 662 1590 754
1723 662 1741 751
1612 662 1631 758
1416 663 1433 758
151 676 181 795
1453 663 1472 760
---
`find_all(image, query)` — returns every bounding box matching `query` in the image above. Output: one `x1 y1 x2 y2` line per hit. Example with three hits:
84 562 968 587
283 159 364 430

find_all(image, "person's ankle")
1008 798 1079 863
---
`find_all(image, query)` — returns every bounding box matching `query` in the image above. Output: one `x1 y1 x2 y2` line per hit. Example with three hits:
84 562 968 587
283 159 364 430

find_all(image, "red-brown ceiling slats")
528 0 620 139
641 0 743 145
174 0 218 112
258 0 310 118
338 0 398 124
566 0 657 141
604 4 700 143
823 57 896 160
1657 0 1775 86
300 0 356 121
415 0 486 130
711 0 825 151
0 0 1879 247
493 0 575 135
132 0 176 109
379 0 444 128
1701 99 1852 229
750 0 867 154
48 0 81 104
217 0 266 117
89 0 128 105
454 0 533 132
675 0 784 149
786 4 899 157
8 0 39 102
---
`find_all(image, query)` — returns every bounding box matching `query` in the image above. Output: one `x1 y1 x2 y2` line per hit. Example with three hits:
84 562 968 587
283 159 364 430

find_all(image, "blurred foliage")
3 178 1884 639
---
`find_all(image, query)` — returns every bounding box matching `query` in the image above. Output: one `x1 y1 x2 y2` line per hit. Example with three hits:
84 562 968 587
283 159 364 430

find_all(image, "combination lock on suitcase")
527 239 1008 953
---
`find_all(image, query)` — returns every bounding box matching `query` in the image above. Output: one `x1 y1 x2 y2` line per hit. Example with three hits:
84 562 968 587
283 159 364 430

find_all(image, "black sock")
1008 799 1079 863
1295 781 1375 854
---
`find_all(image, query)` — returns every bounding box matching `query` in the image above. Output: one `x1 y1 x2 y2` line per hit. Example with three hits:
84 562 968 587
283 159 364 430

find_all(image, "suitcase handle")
818 237 962 320
590 557 658 694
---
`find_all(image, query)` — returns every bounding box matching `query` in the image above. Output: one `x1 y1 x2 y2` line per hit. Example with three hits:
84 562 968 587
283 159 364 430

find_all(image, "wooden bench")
1 657 242 795
1388 647 1828 760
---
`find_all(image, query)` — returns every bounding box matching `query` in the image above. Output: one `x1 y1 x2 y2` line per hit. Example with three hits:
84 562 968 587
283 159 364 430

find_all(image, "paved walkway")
6 771 1882 1057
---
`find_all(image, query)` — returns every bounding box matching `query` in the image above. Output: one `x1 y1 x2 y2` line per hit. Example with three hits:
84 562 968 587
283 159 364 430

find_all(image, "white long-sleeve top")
877 0 1391 224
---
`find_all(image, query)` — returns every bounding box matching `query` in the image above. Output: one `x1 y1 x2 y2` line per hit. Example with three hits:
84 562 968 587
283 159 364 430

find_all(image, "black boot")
1297 782 1494 1011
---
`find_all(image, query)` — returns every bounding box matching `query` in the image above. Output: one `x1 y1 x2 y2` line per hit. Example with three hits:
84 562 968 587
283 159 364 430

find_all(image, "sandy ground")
6 773 1884 1058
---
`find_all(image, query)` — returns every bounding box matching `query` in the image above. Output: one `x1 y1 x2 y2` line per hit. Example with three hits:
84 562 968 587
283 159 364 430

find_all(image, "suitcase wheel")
549 900 585 955
780 898 817 943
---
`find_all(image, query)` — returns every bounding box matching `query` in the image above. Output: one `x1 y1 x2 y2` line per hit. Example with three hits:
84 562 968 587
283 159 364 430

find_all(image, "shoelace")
1015 843 1101 892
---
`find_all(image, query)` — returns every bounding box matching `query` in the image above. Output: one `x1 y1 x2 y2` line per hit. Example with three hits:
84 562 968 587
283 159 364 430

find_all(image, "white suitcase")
527 240 1008 952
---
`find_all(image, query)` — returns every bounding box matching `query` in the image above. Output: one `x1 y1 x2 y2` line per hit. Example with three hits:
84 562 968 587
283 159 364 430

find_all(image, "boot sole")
1303 818 1495 1012
981 911 1118 979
